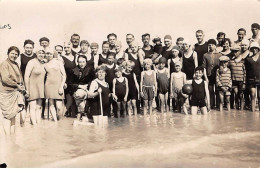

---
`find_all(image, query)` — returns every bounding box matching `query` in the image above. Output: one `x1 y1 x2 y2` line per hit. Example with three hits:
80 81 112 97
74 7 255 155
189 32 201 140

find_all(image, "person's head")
55 45 63 55
164 35 172 48
219 56 229 68
196 30 205 44
171 45 180 57
176 37 184 49
130 41 139 53
231 44 241 57
44 47 55 61
240 40 249 52
102 41 110 54
107 33 117 47
237 28 246 41
182 39 191 51
115 41 122 53
39 37 50 49
194 66 204 80
251 23 260 37
90 42 99 55
126 33 135 46
23 39 34 56
124 60 135 73
117 57 125 67
95 64 107 80
36 48 45 63
70 34 80 48
114 67 123 78
158 57 167 70
174 61 182 72
207 39 217 52
64 42 72 55
107 52 116 64
77 55 87 69
80 40 89 53
250 42 260 55
142 33 151 46
152 36 162 45
143 58 153 70
7 46 20 62
216 32 225 46
222 38 232 51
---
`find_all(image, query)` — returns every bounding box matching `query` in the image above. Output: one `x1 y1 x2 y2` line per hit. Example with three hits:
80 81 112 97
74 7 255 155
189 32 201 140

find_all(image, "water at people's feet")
0 109 260 168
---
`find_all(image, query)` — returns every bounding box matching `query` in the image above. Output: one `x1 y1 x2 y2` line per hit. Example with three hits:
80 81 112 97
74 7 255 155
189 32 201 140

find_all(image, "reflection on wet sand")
0 110 259 168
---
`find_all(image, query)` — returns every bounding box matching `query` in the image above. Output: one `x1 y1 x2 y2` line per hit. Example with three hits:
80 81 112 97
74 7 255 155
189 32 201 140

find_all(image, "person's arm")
112 78 117 100
216 69 222 88
193 51 198 68
227 69 232 89
153 71 157 96
24 60 34 94
170 73 174 98
138 49 145 68
124 77 129 102
168 59 171 76
59 61 67 95
202 55 209 82
242 63 246 89
183 73 187 85
235 50 249 63
133 73 139 93
140 71 144 97
124 52 128 61
204 80 210 110
94 55 99 69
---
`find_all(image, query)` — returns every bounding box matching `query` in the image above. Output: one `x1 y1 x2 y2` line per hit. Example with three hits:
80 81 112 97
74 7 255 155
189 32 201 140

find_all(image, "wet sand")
0 109 260 168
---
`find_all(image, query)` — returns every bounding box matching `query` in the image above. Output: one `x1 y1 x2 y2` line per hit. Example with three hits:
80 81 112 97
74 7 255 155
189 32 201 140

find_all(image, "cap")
251 23 260 29
90 42 99 48
164 35 172 40
230 44 241 51
39 37 50 43
207 39 217 45
172 45 180 52
158 57 167 64
219 56 230 62
250 42 260 50
175 61 182 67
144 58 153 65
152 36 161 43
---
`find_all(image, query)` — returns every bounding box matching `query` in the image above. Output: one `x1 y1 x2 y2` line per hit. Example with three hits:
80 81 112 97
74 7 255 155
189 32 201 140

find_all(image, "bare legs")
127 99 137 116
49 99 63 122
159 93 168 113
29 99 43 125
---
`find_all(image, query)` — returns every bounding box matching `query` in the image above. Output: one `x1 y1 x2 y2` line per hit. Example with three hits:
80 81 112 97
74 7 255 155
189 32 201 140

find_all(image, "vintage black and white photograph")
0 0 259 168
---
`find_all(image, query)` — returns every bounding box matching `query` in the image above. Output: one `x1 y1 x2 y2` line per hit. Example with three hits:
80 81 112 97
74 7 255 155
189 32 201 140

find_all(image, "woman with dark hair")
221 38 232 59
68 55 95 121
0 46 27 135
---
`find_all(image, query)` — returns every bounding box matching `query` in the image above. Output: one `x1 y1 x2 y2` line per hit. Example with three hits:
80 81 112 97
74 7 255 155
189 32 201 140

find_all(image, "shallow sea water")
0 109 260 168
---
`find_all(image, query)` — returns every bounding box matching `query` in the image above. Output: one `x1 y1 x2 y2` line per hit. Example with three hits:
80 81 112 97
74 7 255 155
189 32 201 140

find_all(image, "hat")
158 57 167 64
90 42 99 48
152 36 161 43
207 39 217 45
219 56 230 62
164 35 172 40
144 58 153 65
250 42 260 50
230 44 241 51
39 37 50 43
172 45 180 52
36 47 45 53
251 23 260 29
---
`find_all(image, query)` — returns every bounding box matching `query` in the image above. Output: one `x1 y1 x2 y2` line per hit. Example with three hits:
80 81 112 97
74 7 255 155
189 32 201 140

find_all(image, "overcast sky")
0 0 259 62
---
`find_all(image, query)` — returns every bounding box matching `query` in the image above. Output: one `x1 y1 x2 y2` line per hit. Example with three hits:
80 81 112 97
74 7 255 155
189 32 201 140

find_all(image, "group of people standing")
0 22 260 135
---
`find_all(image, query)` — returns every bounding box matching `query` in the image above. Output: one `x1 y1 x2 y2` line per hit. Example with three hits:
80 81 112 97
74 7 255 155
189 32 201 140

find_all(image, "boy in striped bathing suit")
229 45 246 110
216 56 232 111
